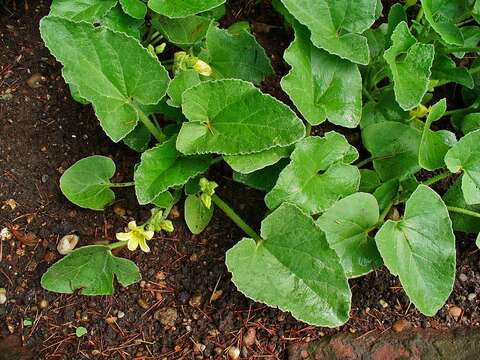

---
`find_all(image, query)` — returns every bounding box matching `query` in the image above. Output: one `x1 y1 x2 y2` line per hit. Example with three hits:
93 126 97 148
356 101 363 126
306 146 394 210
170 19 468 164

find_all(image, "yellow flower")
116 221 154 253
193 59 212 76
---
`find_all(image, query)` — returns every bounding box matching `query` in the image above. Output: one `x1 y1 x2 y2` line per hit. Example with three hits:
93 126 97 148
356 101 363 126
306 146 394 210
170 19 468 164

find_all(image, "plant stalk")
110 181 135 188
443 46 480 54
211 194 262 242
137 108 165 143
108 241 127 250
447 206 480 219
422 171 451 186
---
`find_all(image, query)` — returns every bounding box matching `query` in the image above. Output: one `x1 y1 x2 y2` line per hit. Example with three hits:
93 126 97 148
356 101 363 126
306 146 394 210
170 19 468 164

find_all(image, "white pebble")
459 273 468 282
0 227 12 241
0 288 6 305
57 234 79 255
468 293 477 301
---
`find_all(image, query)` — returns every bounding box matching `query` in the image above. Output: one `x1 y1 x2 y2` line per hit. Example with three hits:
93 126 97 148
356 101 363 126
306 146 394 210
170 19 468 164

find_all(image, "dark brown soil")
1 1 479 359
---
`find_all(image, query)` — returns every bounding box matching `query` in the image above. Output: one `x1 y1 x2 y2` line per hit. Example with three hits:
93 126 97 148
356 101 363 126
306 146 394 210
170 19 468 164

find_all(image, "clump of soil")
0 1 479 359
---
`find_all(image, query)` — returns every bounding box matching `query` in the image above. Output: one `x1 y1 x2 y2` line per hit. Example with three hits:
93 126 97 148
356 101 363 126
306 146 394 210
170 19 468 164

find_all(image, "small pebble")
210 289 223 302
0 288 6 305
117 310 125 319
194 343 206 353
243 327 256 346
0 227 13 241
379 299 388 308
26 73 45 88
459 273 468 282
57 234 79 255
227 346 240 360
189 293 202 307
392 319 410 333
169 206 181 219
38 299 49 309
113 204 126 217
155 272 166 281
449 306 462 318
41 174 49 183
468 293 477 301
137 298 149 310
154 307 178 327
105 316 117 325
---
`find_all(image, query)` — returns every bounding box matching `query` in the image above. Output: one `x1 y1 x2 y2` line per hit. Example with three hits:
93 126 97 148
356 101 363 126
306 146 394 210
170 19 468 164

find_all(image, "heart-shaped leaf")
184 195 214 234
265 132 360 215
422 0 465 46
134 137 210 205
279 0 378 64
443 176 480 233
177 79 305 155
384 22 435 110
226 203 351 327
167 70 201 107
119 0 147 19
148 0 225 18
281 22 362 127
50 0 117 22
40 17 170 142
60 156 116 211
316 192 383 278
41 245 141 295
152 15 211 46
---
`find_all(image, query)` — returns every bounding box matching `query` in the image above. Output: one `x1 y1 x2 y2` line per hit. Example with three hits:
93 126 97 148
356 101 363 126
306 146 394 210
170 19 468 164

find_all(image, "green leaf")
40 17 170 142
201 25 273 84
279 0 377 65
445 129 480 204
359 169 381 193
75 327 88 337
457 113 480 135
119 0 147 19
360 87 409 128
265 132 360 215
41 245 141 295
362 121 422 181
431 54 474 88
184 195 214 234
152 15 211 46
384 22 435 110
148 0 226 18
422 0 465 46
233 159 289 192
60 156 116 211
419 98 453 170
167 70 201 107
50 0 117 22
316 193 382 278
226 203 351 327
134 137 210 205
373 179 399 213
177 79 305 155
281 22 362 127
375 185 456 316
443 176 480 233
152 191 174 208
224 146 291 174
101 5 143 39
123 123 151 152
386 3 407 46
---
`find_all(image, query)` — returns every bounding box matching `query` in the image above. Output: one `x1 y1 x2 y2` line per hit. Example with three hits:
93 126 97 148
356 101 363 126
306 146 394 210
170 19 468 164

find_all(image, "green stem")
110 181 135 188
443 46 480 54
355 157 373 168
108 241 127 250
447 206 480 219
305 123 312 136
211 194 262 242
422 171 451 186
444 107 473 117
362 87 376 102
415 7 424 22
136 107 165 143
470 66 480 75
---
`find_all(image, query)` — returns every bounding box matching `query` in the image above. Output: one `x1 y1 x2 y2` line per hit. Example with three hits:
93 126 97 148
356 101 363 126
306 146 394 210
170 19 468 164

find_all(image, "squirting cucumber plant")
39 0 480 327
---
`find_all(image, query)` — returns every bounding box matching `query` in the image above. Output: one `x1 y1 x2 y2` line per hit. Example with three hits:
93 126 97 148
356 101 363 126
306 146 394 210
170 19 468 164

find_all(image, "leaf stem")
211 194 262 242
110 181 135 188
305 123 312 136
362 88 376 102
442 46 480 54
470 66 480 75
355 157 373 168
422 171 451 186
447 206 480 219
108 241 127 250
136 108 165 143
415 7 424 22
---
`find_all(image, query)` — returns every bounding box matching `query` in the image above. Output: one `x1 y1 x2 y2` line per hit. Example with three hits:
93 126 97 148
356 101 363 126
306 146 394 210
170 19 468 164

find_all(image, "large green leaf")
443 176 480 233
226 203 351 327
134 137 210 205
177 80 305 155
184 195 214 234
265 132 360 215
375 185 456 316
233 159 289 192
362 121 422 181
419 99 454 170
167 70 201 107
60 156 116 211
445 129 480 204
384 22 435 110
316 193 382 278
40 17 170 142
41 245 141 295
224 146 291 174
152 15 211 46
281 23 362 127
119 0 147 19
148 0 226 18
279 0 377 65
201 25 273 84
422 0 466 46
50 0 117 22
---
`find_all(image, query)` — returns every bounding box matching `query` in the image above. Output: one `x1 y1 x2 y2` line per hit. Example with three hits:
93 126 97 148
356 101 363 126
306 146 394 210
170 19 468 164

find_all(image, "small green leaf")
226 203 351 327
384 22 435 110
151 191 174 208
123 124 151 152
359 169 381 193
23 319 33 327
419 98 453 170
281 22 362 127
233 159 289 192
152 15 211 46
445 129 480 204
75 326 88 338
184 195 214 234
50 0 117 22
386 3 407 45
177 79 305 155
167 70 201 107
362 121 422 181
443 176 480 233
60 156 116 211
134 137 210 205
360 87 409 129
148 0 226 18
457 113 480 135
201 25 273 84
373 179 399 213
422 0 465 46
431 54 474 88
101 5 143 39
279 0 378 64
265 132 360 215
41 245 141 295
119 0 147 19
375 185 456 316
316 192 383 278
224 146 291 174
40 17 170 142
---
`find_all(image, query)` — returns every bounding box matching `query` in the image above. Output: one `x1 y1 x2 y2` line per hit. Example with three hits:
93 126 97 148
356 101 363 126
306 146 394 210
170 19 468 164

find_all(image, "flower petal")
138 238 150 253
127 237 138 251
127 221 137 230
144 230 154 240
116 232 130 241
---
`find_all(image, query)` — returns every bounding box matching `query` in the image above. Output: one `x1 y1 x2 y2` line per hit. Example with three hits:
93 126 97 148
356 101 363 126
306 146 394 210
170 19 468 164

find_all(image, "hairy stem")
211 194 262 242
305 123 312 136
447 206 480 219
355 157 373 168
137 108 165 143
108 241 127 250
422 171 451 186
110 181 135 188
